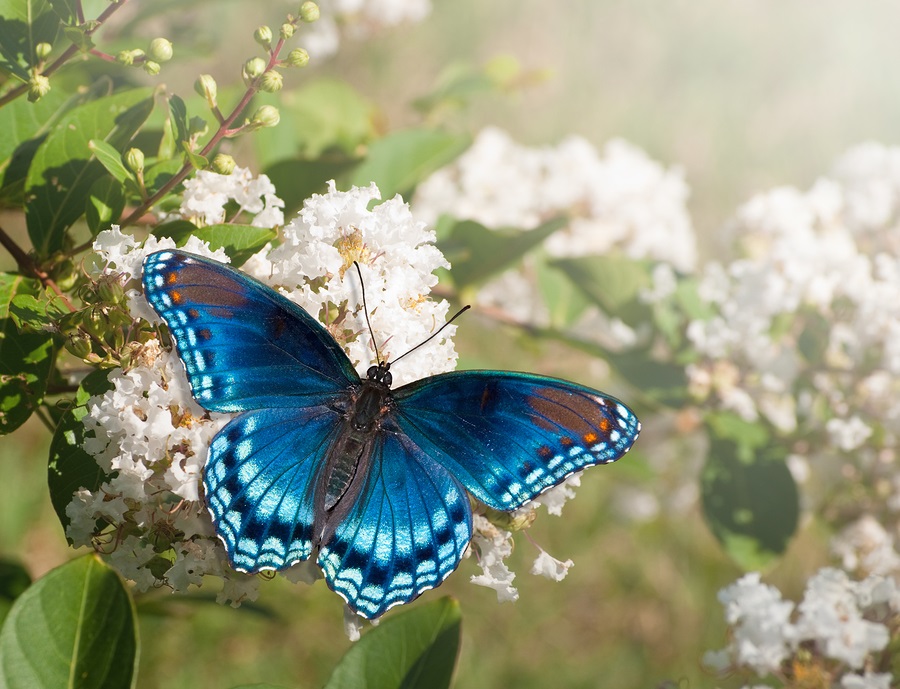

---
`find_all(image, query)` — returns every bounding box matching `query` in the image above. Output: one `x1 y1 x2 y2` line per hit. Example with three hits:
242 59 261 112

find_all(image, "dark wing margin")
142 250 359 413
392 370 640 511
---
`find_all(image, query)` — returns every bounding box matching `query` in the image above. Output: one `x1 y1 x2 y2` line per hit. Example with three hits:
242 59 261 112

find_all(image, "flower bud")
27 74 50 102
251 104 280 128
280 23 295 39
143 60 161 76
65 333 94 360
147 37 173 63
194 74 218 107
116 48 144 66
210 154 236 175
242 57 267 84
124 147 144 174
299 1 320 22
35 42 52 60
254 25 273 48
259 70 283 93
97 277 126 305
285 48 309 68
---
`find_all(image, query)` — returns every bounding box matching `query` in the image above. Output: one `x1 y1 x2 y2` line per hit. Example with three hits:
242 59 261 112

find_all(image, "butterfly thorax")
316 368 394 539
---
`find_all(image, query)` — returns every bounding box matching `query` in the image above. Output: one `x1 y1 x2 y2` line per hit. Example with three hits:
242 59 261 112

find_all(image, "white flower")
469 515 518 603
840 672 893 689
826 416 874 452
530 550 574 581
831 515 900 577
180 167 284 228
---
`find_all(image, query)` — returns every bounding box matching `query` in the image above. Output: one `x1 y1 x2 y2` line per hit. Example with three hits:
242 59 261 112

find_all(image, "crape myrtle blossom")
180 166 285 228
68 178 580 618
706 569 898 684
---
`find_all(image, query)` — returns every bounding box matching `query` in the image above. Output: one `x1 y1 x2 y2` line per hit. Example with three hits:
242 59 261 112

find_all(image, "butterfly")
141 249 640 619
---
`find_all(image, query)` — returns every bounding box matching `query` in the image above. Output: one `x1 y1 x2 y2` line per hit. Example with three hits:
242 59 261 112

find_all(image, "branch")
0 225 77 312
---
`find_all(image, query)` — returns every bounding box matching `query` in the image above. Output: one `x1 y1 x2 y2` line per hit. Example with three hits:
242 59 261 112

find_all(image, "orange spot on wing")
560 437 574 447
583 432 598 444
170 290 183 304
599 418 611 431
166 272 178 284
538 446 552 459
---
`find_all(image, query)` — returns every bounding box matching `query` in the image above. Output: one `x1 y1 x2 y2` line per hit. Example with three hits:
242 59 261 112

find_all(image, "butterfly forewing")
142 250 359 413
393 371 641 511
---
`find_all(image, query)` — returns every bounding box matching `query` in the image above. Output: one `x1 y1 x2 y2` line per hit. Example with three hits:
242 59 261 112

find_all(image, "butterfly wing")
142 250 359 412
392 371 640 511
205 404 342 571
316 421 472 619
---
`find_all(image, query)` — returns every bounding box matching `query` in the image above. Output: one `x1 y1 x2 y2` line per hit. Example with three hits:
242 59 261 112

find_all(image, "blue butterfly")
142 249 640 618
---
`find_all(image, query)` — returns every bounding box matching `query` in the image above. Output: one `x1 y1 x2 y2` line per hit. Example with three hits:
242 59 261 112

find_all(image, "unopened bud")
251 104 280 128
27 74 50 102
299 1 320 22
194 74 218 106
124 148 144 174
285 48 309 68
35 42 52 60
116 48 144 66
65 333 93 360
143 60 161 76
97 278 126 305
259 70 283 93
242 57 266 84
280 23 295 39
148 37 173 62
210 154 236 175
254 25 273 48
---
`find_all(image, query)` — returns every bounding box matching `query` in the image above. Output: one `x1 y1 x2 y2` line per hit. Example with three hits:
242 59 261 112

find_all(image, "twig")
0 225 77 312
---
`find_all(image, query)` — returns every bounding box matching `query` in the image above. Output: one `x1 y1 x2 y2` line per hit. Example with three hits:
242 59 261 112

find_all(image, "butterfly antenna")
354 261 383 365
388 304 471 368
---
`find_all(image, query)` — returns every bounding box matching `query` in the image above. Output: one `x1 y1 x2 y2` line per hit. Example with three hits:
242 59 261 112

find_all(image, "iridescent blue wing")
205 404 342 571
392 371 640 511
317 422 472 619
142 250 359 412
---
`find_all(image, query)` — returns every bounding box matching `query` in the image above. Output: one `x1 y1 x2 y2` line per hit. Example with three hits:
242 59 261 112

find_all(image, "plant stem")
0 225 77 312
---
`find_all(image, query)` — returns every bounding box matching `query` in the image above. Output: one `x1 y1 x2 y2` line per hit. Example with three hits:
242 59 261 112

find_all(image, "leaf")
87 138 133 185
167 93 189 146
0 316 54 434
253 79 376 166
536 256 591 328
0 0 61 82
263 156 360 215
153 222 276 266
181 141 207 170
144 158 182 196
0 559 30 628
47 0 75 23
0 554 139 689
605 349 690 408
345 128 471 200
85 175 126 233
47 368 112 535
701 414 799 570
438 217 566 290
0 272 39 319
25 88 154 256
550 255 653 327
324 597 461 689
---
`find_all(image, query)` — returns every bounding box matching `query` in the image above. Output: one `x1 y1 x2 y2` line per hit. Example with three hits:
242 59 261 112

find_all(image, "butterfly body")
142 249 640 618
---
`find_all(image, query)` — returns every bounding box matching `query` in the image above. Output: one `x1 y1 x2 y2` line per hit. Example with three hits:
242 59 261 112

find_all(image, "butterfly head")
366 362 393 387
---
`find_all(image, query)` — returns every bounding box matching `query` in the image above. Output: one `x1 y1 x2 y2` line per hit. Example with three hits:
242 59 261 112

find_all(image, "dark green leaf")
0 559 30 627
0 272 39 319
550 255 653 327
345 128 470 201
439 217 565 290
0 0 60 82
253 79 375 166
8 290 66 329
48 368 112 535
263 156 360 215
144 158 182 196
606 349 690 408
324 597 461 689
167 94 189 145
701 415 799 570
85 175 126 233
0 554 138 689
47 0 75 23
0 316 54 434
229 685 293 689
87 138 133 184
25 88 154 256
153 222 276 266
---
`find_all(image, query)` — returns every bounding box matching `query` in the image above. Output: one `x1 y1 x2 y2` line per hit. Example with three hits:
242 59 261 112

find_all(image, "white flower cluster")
414 127 696 271
706 569 896 685
299 0 431 59
686 143 900 457
180 166 284 228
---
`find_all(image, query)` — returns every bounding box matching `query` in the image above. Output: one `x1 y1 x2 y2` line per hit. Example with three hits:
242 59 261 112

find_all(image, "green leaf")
263 156 360 215
85 175 126 233
144 158 182 196
701 414 799 570
550 255 653 327
181 141 207 170
605 349 690 408
25 88 154 256
8 290 66 329
47 0 76 23
536 256 591 328
228 685 293 689
167 93 189 146
253 79 376 166
345 128 470 200
87 138 133 185
0 273 39 319
0 554 139 689
0 316 54 434
0 0 60 82
324 597 461 689
0 560 30 628
439 217 566 290
153 222 276 266
47 368 112 535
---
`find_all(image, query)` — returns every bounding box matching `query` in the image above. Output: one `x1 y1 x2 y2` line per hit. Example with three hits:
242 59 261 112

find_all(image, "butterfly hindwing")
393 371 641 511
317 422 473 619
205 405 342 571
142 250 359 413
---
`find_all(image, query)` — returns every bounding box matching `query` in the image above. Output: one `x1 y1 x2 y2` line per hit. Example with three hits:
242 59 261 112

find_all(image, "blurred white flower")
180 166 284 228
469 515 518 603
530 550 574 581
840 672 893 689
831 515 900 579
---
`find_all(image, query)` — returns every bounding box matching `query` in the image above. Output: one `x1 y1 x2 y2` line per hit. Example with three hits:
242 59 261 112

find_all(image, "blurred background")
4 0 900 687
